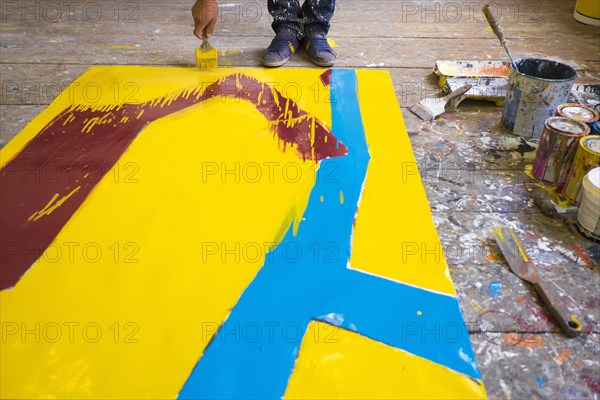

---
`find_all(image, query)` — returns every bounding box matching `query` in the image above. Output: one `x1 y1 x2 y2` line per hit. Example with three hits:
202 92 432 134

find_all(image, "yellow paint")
320 195 324 202
571 315 583 330
218 49 240 56
351 70 456 295
576 0 600 19
508 229 529 263
0 67 482 398
0 67 330 399
27 187 81 222
284 321 486 399
470 300 486 313
327 38 338 48
339 190 344 204
494 227 504 241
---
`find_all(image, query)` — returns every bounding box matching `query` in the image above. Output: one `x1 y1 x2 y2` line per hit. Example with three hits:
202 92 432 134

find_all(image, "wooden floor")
1 0 599 398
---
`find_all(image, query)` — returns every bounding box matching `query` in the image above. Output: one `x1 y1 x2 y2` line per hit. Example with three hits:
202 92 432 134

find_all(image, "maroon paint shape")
320 70 332 87
0 73 348 290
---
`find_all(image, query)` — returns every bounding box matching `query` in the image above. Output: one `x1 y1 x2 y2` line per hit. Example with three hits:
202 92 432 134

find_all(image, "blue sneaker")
262 29 301 67
304 32 337 67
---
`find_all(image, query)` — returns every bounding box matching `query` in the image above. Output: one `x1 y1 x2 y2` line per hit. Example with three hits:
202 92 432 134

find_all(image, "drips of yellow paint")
1 69 329 398
320 195 324 202
339 190 344 204
81 113 113 134
62 114 76 126
326 38 338 48
27 187 81 222
417 311 423 315
0 67 469 398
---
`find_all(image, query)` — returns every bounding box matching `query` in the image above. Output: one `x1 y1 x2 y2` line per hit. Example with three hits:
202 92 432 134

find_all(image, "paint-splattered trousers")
267 0 335 38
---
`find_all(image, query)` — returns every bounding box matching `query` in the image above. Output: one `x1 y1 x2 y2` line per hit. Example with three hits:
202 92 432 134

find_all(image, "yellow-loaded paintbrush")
196 37 218 69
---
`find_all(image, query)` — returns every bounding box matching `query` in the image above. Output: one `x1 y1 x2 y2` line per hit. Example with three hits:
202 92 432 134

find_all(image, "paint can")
556 103 600 126
577 167 600 241
533 117 590 187
501 58 577 141
562 135 600 204
574 0 600 26
592 121 600 135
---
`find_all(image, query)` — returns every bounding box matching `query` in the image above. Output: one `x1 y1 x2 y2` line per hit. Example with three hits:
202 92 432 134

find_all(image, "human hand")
192 0 218 40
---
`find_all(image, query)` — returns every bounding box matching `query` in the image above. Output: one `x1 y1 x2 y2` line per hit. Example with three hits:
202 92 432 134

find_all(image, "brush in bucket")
482 4 578 141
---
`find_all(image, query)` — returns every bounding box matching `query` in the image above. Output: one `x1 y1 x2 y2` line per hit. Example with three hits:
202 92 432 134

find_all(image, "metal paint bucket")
574 0 600 26
501 58 577 141
577 167 600 241
533 117 590 187
562 135 600 204
556 103 600 126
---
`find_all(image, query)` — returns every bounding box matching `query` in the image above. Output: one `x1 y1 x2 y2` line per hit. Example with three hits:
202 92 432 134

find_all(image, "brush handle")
482 5 506 45
483 5 518 71
442 84 472 101
534 279 583 338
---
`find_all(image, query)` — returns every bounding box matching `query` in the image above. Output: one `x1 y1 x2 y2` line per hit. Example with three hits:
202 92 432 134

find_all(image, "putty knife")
493 226 583 338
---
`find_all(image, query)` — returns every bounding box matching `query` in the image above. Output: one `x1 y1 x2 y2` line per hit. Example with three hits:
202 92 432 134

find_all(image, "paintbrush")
196 37 218 69
409 84 472 121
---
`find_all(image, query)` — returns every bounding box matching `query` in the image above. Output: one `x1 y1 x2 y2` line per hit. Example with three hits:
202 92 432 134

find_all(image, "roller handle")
534 279 583 338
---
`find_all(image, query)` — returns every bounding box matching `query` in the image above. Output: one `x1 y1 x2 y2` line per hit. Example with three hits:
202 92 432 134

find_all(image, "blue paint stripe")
178 70 479 400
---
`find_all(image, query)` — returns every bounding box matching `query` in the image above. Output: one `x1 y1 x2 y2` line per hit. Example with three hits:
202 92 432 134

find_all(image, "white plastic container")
578 166 600 240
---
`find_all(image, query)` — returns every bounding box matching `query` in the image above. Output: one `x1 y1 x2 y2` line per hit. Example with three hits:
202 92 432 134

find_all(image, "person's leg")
268 0 303 37
302 0 337 67
263 0 303 67
301 0 335 35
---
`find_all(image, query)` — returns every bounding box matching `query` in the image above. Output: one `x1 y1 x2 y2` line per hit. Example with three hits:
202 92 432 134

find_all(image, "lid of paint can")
557 103 600 124
581 135 600 156
545 117 590 136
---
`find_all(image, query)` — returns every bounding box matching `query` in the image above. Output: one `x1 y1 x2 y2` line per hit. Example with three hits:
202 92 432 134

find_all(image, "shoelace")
308 36 333 54
266 37 294 53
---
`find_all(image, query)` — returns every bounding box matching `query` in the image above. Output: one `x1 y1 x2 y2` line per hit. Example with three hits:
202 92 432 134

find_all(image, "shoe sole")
310 59 336 67
261 56 292 68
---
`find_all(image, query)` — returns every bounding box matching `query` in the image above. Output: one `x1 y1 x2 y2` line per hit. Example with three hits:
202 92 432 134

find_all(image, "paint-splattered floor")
404 104 600 399
1 0 599 398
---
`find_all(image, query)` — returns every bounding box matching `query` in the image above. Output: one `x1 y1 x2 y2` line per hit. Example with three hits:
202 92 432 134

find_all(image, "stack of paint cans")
532 103 600 241
556 103 600 204
533 117 589 187
563 135 600 204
